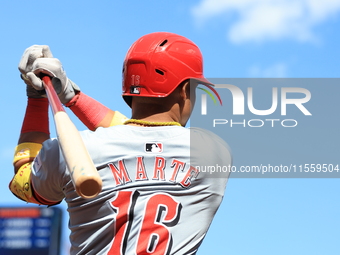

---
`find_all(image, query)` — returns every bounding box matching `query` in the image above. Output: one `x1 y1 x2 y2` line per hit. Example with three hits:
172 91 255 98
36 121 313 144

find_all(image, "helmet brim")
191 77 214 87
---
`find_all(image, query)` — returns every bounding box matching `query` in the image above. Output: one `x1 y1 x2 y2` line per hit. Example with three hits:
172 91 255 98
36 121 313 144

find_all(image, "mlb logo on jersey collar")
145 143 163 153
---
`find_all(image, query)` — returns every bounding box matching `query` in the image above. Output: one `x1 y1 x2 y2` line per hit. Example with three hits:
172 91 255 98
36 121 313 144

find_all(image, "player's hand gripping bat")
42 76 102 199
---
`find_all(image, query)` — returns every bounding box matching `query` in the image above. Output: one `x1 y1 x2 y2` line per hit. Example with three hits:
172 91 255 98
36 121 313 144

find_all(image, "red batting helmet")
122 32 221 107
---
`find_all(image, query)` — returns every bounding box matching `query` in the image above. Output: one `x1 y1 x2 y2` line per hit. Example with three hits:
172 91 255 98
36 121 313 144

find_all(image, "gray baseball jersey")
31 125 232 255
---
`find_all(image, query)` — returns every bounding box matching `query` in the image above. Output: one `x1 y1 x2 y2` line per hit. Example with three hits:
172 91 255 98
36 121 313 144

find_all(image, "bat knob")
76 176 103 199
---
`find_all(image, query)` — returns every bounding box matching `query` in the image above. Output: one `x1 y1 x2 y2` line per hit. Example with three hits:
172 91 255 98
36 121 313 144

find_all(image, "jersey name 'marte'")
106 156 199 188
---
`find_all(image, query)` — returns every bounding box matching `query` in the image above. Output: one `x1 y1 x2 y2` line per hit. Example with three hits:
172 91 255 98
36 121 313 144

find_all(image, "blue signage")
0 207 62 255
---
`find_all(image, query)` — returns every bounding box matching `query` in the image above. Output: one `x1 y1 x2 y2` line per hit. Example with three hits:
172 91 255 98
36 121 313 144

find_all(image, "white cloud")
191 0 340 43
249 63 288 77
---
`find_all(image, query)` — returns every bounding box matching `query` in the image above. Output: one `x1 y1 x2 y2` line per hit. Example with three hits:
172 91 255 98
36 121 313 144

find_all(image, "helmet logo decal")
130 86 140 94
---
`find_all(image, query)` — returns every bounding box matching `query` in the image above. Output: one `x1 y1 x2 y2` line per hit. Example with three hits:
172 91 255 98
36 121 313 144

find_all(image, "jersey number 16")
108 190 182 255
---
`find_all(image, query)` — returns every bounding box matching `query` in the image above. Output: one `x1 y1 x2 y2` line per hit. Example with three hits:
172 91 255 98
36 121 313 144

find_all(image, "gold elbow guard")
9 163 40 204
13 143 42 164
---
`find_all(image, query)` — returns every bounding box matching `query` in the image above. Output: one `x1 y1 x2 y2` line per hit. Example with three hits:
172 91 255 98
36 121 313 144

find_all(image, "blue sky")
1 1 339 254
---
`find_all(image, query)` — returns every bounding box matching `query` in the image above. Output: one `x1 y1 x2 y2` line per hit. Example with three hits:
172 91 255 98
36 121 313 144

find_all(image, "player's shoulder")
41 137 61 156
189 127 230 148
190 126 232 156
79 126 120 139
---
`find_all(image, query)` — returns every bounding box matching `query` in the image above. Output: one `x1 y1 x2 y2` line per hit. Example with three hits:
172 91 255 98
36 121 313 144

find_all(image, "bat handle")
42 76 64 114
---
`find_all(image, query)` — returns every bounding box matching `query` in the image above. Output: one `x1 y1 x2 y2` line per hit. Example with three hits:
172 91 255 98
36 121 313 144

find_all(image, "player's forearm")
65 91 112 130
14 98 50 173
65 91 128 130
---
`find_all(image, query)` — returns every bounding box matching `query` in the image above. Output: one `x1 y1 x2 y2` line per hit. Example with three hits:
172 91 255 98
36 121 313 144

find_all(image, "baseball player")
10 32 232 255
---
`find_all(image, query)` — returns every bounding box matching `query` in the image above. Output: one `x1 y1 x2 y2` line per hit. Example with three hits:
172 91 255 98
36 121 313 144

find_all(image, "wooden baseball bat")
42 76 102 199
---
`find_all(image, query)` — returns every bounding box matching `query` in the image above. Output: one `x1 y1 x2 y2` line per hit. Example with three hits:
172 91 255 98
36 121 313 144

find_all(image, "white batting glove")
19 45 53 75
18 45 54 98
26 58 80 105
